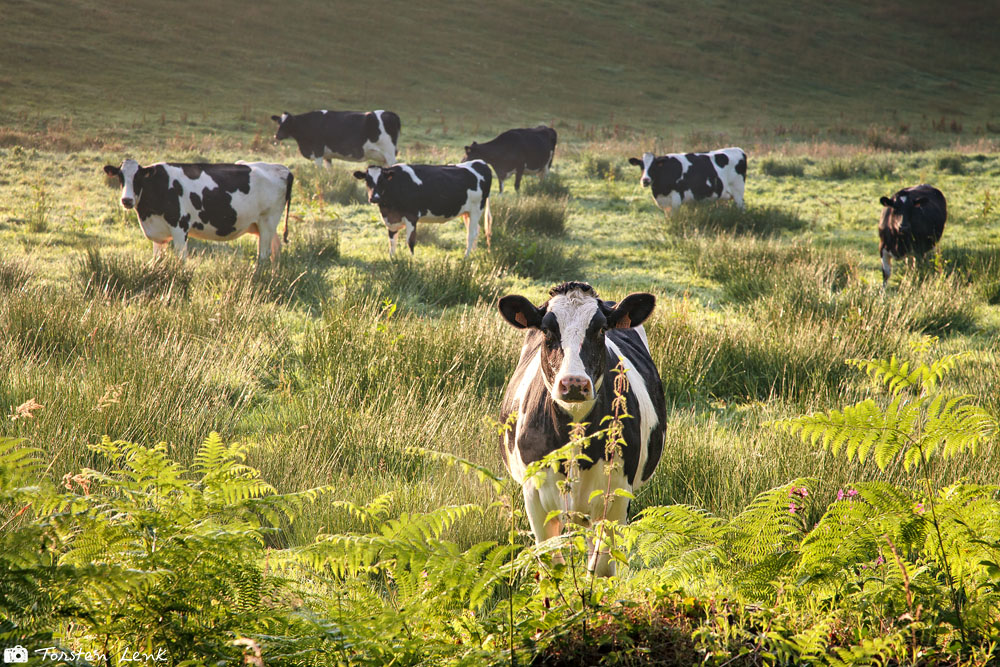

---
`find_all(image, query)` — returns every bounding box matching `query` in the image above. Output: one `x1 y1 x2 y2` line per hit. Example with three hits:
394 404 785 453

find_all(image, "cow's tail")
484 196 493 249
283 171 294 243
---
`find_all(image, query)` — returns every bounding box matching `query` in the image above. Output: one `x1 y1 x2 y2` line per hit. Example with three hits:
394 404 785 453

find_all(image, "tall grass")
294 164 366 205
658 203 808 237
521 172 571 198
489 194 568 236
0 257 32 291
76 248 193 301
380 256 506 309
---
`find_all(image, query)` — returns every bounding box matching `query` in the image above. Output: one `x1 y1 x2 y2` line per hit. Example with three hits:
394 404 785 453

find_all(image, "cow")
103 159 293 261
463 126 557 193
271 109 401 167
353 161 493 257
878 184 947 284
628 148 747 214
498 281 666 576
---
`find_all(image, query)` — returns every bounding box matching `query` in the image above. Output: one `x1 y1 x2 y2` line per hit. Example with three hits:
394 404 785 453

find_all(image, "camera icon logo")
3 646 29 663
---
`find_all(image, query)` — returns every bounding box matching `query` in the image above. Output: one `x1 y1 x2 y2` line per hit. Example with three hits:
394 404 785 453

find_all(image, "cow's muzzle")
641 178 651 187
121 198 135 209
371 193 381 204
557 375 593 402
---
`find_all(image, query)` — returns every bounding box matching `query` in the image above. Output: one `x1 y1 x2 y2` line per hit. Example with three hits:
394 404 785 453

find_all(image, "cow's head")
103 159 145 210
463 142 482 161
628 152 656 187
499 282 655 419
270 112 293 141
880 192 929 231
354 166 397 205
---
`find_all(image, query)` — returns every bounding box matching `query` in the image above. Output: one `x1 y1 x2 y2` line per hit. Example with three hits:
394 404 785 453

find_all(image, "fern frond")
406 446 506 493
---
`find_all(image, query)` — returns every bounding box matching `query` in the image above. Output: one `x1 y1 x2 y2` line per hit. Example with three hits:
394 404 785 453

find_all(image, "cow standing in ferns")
628 148 747 214
354 161 493 257
498 282 666 576
103 159 293 262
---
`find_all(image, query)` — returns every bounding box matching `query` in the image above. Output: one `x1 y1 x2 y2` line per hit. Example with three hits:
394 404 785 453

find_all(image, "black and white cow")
498 282 666 576
353 161 492 257
628 148 747 213
878 184 947 284
271 109 401 167
103 159 293 261
463 126 557 193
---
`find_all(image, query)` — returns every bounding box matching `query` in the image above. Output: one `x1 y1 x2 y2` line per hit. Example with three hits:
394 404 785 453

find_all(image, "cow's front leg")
514 166 525 192
881 248 893 285
405 218 417 255
588 494 630 577
523 483 565 564
152 240 170 259
314 156 324 169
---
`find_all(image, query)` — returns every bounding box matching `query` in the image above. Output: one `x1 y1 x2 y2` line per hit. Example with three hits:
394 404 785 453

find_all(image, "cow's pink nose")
557 376 592 401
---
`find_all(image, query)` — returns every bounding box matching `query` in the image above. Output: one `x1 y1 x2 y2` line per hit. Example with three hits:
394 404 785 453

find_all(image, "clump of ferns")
771 337 999 653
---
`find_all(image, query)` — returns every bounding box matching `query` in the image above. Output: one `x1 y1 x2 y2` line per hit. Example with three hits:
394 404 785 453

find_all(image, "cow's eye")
544 329 558 347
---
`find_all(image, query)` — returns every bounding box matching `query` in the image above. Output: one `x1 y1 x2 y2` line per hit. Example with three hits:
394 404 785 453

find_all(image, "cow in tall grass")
463 126 557 193
628 148 747 214
354 161 492 257
498 282 666 576
271 109 400 167
878 184 947 284
103 159 293 261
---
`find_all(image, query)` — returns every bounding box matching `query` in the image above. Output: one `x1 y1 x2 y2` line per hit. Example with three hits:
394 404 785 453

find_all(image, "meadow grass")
2 133 1000 552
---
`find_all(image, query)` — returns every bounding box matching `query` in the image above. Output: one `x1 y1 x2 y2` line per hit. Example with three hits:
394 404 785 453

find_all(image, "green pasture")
2 138 999 548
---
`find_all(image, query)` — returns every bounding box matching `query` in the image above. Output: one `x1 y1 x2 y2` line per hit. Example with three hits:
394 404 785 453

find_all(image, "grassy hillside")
3 0 1000 146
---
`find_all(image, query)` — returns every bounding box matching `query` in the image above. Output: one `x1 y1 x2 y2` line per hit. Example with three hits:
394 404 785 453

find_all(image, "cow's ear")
464 145 471 152
353 171 367 180
880 196 894 207
103 165 120 177
499 295 543 329
606 292 655 329
914 196 929 206
628 157 643 166
271 115 282 122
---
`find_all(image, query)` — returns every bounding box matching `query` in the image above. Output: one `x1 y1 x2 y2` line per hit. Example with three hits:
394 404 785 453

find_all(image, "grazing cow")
498 282 666 576
353 161 492 257
463 126 557 193
628 148 747 213
271 109 401 167
878 184 947 284
103 159 293 261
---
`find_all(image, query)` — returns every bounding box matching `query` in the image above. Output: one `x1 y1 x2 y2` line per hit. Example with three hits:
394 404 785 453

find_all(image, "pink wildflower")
788 502 797 514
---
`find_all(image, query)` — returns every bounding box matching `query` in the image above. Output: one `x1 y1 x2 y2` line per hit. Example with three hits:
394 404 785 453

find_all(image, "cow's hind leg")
514 166 524 192
463 210 480 257
256 223 277 263
170 228 189 260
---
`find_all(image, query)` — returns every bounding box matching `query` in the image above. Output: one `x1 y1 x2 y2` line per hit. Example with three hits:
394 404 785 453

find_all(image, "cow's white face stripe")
119 158 141 204
640 152 655 182
547 291 599 420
